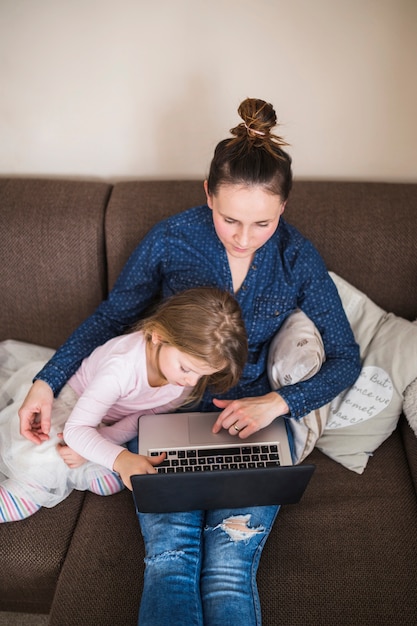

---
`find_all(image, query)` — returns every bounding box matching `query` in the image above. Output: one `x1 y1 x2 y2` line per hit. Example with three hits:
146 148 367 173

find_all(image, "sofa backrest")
287 181 417 320
0 178 111 348
105 180 207 288
105 179 417 321
2 177 415 353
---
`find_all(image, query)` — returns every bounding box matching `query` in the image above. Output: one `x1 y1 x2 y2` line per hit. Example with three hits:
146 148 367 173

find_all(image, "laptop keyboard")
150 444 280 473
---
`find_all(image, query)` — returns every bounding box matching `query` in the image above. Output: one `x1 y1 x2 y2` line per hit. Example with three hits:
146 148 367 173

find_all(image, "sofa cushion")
258 433 417 625
48 490 143 626
0 490 85 613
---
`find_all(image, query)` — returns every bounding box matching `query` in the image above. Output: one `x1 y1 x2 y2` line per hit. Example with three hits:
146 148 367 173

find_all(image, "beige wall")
1 0 416 182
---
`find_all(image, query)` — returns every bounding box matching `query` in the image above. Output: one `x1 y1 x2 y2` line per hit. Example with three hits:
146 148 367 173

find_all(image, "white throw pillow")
315 273 417 473
267 309 325 388
403 376 417 437
267 309 326 463
267 275 417 471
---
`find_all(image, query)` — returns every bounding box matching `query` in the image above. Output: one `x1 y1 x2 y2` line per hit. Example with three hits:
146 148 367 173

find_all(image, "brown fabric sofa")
1 177 416 625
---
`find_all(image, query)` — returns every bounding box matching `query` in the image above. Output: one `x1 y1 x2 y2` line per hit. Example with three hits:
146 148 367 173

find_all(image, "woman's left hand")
212 392 289 439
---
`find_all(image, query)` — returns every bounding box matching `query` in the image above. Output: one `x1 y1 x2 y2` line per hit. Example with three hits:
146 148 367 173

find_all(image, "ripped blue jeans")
137 505 279 626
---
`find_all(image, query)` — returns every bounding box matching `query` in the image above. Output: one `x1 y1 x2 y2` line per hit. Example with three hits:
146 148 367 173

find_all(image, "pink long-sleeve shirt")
63 332 186 470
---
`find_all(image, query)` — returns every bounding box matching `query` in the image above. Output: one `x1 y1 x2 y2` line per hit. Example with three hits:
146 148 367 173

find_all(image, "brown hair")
207 98 292 201
136 287 248 401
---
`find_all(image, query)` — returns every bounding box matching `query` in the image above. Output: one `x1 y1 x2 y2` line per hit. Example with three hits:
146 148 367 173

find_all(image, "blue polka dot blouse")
36 205 360 420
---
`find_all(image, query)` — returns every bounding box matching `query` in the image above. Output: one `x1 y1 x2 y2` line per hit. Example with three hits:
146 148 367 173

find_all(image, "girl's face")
205 182 285 261
156 342 219 388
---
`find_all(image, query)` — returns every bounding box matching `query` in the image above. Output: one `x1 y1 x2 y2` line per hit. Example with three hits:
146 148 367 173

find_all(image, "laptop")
131 411 315 513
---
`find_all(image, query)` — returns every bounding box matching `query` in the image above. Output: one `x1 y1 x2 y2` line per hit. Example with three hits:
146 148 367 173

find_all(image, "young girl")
0 287 247 522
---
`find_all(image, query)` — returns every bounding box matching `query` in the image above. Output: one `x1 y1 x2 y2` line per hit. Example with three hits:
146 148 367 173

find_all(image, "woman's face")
205 182 285 261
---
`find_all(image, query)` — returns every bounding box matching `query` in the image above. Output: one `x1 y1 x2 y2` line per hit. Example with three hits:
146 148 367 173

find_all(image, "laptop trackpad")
188 412 236 445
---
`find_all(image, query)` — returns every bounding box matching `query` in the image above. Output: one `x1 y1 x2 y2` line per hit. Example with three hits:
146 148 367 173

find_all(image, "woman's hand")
56 434 87 468
212 392 289 439
113 449 166 490
18 380 54 444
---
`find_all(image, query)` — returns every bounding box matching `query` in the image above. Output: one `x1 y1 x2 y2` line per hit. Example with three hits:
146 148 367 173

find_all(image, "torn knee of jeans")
144 549 185 565
218 514 264 542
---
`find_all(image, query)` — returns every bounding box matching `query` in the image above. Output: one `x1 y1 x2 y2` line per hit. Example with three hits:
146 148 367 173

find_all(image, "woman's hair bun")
230 97 288 147
207 96 292 200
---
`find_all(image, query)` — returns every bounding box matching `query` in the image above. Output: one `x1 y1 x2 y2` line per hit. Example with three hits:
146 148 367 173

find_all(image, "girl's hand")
18 380 54 444
113 449 166 491
56 434 87 468
212 392 289 439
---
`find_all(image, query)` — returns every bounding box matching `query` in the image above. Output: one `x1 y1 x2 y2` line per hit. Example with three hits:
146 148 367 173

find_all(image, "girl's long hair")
136 287 248 402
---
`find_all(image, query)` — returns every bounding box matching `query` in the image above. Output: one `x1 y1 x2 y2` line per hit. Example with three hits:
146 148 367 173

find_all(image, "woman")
18 98 360 625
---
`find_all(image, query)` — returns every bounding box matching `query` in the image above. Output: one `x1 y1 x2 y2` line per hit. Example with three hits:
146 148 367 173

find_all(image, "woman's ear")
280 200 287 216
203 180 213 209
